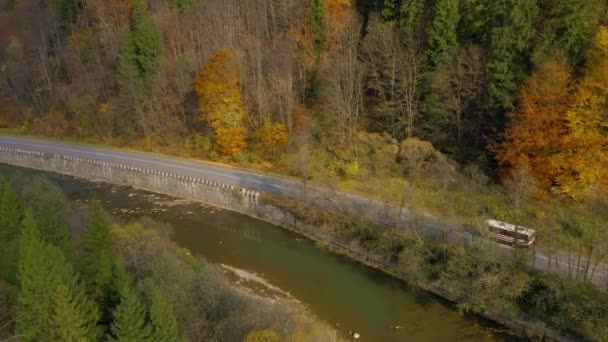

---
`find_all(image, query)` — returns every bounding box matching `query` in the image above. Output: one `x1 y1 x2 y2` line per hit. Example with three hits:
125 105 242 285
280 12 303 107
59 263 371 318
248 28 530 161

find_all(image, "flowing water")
0 164 521 341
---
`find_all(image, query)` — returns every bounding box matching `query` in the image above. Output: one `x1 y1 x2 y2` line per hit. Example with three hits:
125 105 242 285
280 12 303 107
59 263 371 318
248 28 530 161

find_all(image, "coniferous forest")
0 174 338 341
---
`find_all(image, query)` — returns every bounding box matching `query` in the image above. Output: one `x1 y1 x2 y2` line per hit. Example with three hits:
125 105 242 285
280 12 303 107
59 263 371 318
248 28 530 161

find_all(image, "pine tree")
486 0 538 112
16 212 99 341
533 0 600 66
111 286 150 341
398 0 424 41
311 0 326 54
459 0 491 41
131 0 162 86
51 284 91 342
0 181 24 282
21 176 72 253
147 284 179 342
427 0 460 68
0 181 24 243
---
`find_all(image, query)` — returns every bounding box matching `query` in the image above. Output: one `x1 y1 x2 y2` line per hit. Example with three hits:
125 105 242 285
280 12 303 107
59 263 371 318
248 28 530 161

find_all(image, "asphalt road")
0 136 606 289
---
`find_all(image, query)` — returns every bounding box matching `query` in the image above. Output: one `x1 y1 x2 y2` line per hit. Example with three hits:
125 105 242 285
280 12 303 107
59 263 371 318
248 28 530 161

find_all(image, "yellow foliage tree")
558 27 608 197
254 118 288 159
496 27 608 198
193 49 248 156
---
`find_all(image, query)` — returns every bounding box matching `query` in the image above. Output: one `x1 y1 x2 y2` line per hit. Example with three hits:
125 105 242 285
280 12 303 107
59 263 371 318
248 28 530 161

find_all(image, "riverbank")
0 146 605 341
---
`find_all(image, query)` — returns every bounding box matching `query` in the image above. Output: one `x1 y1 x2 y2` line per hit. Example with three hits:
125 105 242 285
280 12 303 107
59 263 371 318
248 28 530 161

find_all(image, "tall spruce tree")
147 284 180 342
427 0 460 67
16 211 99 341
0 180 24 243
21 176 71 254
82 201 124 327
533 0 600 66
51 284 93 342
311 0 326 54
130 0 162 87
486 0 538 112
0 181 24 282
111 286 150 341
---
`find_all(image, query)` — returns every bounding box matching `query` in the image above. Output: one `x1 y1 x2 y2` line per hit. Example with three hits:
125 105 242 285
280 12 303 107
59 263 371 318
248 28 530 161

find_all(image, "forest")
1 0 608 339
0 173 339 341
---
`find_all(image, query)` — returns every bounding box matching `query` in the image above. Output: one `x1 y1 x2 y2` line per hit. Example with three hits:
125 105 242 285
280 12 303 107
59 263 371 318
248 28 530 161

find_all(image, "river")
0 164 521 341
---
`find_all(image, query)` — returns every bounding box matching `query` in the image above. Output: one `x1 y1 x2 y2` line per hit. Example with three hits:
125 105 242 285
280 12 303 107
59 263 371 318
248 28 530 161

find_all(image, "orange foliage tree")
193 50 248 156
253 118 288 159
494 60 572 193
497 27 608 197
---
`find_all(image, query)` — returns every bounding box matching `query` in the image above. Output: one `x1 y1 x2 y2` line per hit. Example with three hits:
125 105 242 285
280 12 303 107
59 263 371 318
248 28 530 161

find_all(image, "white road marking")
0 139 300 193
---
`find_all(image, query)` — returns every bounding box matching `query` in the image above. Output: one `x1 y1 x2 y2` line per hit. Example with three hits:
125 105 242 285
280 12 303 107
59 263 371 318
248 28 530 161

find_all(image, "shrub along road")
0 135 605 289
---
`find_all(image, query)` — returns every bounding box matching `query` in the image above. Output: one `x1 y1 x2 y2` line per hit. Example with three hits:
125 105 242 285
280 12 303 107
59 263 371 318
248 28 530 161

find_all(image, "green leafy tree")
486 0 538 112
427 0 460 67
111 286 150 341
147 284 180 342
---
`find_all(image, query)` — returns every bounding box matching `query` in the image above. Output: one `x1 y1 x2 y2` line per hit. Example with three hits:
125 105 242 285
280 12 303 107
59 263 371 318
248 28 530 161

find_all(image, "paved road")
0 136 606 289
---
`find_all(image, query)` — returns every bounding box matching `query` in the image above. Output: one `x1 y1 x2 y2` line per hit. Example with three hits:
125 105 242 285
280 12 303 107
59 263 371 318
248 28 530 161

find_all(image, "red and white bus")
486 219 537 247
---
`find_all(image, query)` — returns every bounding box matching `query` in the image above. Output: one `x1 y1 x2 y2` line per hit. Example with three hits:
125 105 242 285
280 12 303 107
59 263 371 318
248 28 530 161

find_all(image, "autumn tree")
360 15 425 139
557 26 608 196
193 50 248 156
254 119 288 160
323 13 364 146
494 59 572 193
424 44 486 153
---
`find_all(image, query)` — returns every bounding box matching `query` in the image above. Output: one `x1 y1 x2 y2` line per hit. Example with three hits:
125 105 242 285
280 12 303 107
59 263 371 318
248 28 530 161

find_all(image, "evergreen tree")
459 0 491 41
486 0 538 112
0 181 24 282
21 176 72 253
111 286 150 341
427 0 460 67
399 0 425 41
131 0 163 86
147 284 179 342
311 0 326 54
16 212 99 341
51 284 92 342
56 0 84 28
0 180 24 243
533 0 600 66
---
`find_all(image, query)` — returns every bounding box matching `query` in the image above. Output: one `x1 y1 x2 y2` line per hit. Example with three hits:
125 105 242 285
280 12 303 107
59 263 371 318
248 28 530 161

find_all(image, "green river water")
0 165 522 342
